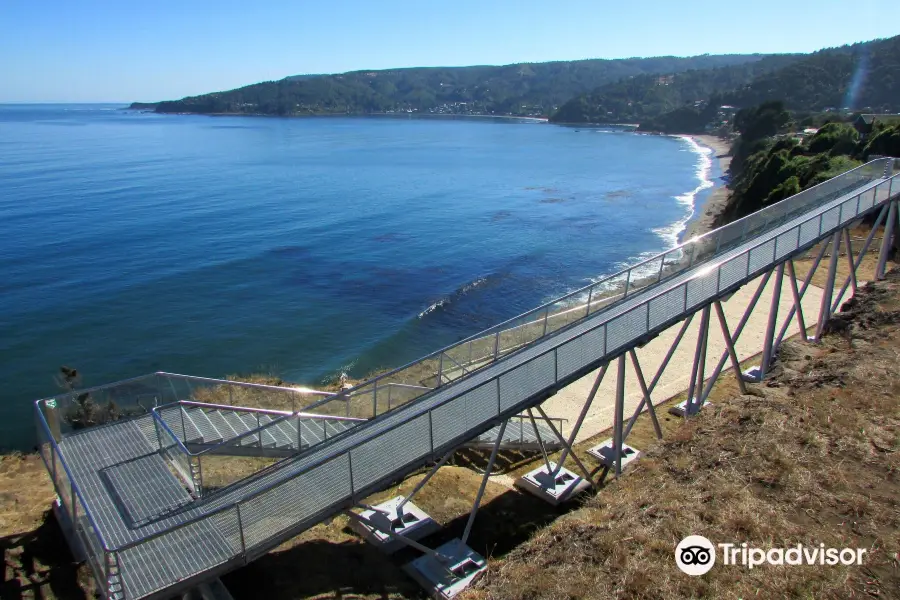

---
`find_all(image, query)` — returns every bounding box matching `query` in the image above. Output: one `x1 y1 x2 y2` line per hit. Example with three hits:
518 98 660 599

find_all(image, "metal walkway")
35 158 899 599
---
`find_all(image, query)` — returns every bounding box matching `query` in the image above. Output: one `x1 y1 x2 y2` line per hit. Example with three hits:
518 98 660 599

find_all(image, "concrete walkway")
540 272 826 443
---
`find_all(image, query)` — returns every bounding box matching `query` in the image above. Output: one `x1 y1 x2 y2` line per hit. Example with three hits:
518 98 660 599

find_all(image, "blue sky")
1 0 896 103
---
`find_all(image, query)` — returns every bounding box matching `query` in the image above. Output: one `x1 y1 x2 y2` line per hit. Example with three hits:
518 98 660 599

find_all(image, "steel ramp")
33 159 898 599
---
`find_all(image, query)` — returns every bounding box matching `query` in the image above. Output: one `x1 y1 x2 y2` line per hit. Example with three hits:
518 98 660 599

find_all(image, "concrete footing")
515 462 590 505
668 399 713 417
348 496 439 554
403 539 487 600
741 365 763 383
587 438 641 471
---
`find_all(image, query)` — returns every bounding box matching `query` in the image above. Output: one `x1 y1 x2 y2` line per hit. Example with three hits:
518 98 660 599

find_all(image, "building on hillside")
853 114 900 140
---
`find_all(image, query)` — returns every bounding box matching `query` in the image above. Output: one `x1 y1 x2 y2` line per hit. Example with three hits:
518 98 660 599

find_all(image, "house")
853 114 900 140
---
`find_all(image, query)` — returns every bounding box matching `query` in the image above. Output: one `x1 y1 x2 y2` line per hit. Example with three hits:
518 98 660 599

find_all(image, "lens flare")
844 51 869 111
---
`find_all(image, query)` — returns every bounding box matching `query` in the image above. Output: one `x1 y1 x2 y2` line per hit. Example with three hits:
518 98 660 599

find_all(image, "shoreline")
681 134 733 240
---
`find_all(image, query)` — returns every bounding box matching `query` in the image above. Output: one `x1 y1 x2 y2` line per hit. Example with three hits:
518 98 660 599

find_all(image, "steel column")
549 363 608 479
843 228 858 296
396 448 457 516
526 408 552 471
784 261 808 340
830 204 888 313
613 355 626 477
759 262 785 379
774 242 829 347
713 300 747 396
876 200 897 280
535 405 596 487
815 230 842 340
685 305 710 415
622 349 662 440
461 420 507 546
701 269 773 400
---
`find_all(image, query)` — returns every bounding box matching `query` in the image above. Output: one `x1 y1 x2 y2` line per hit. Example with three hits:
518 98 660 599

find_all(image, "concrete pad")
404 539 487 600
587 438 641 471
349 496 440 554
540 272 826 443
515 462 590 505
668 399 713 417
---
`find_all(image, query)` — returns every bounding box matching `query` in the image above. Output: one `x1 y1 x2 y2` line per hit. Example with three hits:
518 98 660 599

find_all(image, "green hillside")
143 54 765 117
552 36 900 130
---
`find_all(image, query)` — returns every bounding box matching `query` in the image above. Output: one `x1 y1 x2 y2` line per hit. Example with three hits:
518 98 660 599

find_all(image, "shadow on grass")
223 469 593 599
0 510 88 600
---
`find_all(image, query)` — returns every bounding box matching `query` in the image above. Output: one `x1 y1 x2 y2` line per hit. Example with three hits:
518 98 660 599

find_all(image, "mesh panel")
557 325 605 379
840 196 860 225
430 391 470 449
820 206 841 233
648 284 686 330
799 218 821 246
748 239 776 275
876 181 891 205
686 272 719 310
349 414 431 491
718 253 749 291
241 454 352 550
464 382 499 433
212 507 244 553
431 381 501 449
775 228 800 261
499 353 555 412
606 305 649 353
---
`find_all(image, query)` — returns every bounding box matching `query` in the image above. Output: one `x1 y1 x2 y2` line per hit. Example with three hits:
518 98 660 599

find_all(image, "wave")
550 136 715 308
656 135 714 247
417 275 492 318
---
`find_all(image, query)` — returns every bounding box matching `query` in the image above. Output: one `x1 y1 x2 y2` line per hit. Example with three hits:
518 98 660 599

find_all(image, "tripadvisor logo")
675 536 867 575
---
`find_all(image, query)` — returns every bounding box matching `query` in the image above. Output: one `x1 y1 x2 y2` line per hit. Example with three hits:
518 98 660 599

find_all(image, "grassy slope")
3 254 900 600
471 270 900 600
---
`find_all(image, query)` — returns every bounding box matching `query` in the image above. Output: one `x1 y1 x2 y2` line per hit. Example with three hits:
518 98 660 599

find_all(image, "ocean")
0 104 716 450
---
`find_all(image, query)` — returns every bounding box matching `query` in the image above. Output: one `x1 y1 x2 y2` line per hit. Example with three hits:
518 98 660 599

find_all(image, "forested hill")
721 35 900 112
550 54 801 124
142 54 766 117
552 36 900 128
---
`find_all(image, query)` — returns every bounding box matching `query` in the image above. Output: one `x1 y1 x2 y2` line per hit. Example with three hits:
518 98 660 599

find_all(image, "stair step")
160 407 203 444
254 414 285 449
205 409 239 441
236 413 276 448
259 416 295 449
298 419 325 447
279 419 302 448
184 407 223 444
219 410 252 445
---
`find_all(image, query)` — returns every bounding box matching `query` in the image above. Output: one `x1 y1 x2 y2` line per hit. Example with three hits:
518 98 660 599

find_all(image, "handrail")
156 372 335 396
150 400 367 458
295 158 890 414
177 400 366 422
35 164 897 562
30 370 333 409
33 401 114 551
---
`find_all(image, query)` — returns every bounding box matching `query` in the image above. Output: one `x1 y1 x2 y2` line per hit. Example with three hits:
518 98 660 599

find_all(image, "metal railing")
32 158 896 599
294 159 889 419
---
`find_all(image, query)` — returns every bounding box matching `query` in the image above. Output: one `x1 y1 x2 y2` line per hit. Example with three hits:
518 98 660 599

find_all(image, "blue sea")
0 104 716 450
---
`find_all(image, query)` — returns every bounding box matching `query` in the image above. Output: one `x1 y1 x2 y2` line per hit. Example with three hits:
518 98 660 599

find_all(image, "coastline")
681 134 733 240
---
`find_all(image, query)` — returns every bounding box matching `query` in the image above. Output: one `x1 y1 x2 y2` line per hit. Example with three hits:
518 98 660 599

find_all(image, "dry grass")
0 453 95 599
5 254 900 600
470 269 900 600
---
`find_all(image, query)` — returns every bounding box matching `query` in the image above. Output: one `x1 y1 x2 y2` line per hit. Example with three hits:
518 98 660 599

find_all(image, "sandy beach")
682 134 733 240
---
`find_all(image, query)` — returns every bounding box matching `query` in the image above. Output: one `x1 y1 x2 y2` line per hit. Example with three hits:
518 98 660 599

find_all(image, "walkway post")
759 262 785 379
876 200 897 280
613 354 626 477
815 230 842 340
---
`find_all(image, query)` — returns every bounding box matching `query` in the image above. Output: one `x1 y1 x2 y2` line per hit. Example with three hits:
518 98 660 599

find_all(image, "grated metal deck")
41 160 898 599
